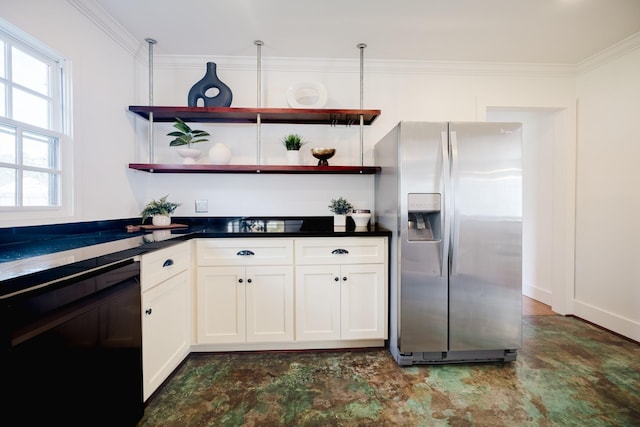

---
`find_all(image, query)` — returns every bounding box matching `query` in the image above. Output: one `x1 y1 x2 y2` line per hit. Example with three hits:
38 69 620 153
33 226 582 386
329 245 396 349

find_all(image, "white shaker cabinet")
294 237 387 342
196 239 294 344
140 241 191 401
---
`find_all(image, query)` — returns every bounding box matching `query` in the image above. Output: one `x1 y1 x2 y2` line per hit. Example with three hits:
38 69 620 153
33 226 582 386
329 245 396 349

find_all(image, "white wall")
128 57 577 222
0 2 577 227
0 0 139 225
575 37 640 341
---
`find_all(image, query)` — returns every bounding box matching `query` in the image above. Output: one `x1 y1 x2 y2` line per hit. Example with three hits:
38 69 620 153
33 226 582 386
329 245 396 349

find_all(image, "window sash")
0 19 67 212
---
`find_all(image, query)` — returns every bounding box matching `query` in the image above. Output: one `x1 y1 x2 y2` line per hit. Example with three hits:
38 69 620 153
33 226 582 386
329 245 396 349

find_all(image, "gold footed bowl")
311 148 336 166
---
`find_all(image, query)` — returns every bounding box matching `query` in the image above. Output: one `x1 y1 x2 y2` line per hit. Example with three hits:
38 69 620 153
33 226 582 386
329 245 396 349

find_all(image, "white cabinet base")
190 339 385 353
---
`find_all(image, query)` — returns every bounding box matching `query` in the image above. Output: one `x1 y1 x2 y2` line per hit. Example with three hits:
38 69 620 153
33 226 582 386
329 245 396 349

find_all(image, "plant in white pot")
141 195 181 226
167 118 210 164
282 133 307 165
328 196 353 227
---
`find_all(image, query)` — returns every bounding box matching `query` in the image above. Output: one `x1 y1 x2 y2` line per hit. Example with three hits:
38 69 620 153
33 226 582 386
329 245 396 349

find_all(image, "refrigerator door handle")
450 130 460 276
440 131 450 277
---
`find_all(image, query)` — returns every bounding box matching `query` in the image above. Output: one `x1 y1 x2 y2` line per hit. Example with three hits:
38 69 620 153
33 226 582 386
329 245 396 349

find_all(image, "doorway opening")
486 109 559 309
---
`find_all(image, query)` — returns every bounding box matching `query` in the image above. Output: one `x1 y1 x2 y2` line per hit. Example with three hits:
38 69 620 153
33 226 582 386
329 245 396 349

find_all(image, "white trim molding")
67 0 140 56
573 299 640 343
577 31 640 73
154 54 576 79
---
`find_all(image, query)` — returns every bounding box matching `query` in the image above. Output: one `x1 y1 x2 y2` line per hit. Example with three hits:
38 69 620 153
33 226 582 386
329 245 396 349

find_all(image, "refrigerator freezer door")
448 122 523 351
398 122 449 352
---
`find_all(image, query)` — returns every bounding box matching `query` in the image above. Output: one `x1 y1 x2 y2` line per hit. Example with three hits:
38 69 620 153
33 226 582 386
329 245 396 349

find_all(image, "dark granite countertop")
0 216 390 297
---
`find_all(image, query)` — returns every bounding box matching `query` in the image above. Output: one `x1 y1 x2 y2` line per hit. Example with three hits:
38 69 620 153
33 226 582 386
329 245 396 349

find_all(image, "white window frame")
0 18 72 222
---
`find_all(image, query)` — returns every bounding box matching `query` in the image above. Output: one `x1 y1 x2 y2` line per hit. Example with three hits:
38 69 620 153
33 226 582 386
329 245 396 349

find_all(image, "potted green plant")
167 118 210 164
141 195 181 226
328 196 353 227
282 133 307 165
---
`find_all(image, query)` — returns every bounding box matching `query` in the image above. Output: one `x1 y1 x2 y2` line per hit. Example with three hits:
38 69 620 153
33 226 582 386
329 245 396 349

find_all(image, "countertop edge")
1 220 391 297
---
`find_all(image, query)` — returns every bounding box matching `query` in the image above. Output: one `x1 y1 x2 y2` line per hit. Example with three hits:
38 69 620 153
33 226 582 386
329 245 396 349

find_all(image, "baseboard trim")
522 285 552 305
572 300 640 342
190 339 386 353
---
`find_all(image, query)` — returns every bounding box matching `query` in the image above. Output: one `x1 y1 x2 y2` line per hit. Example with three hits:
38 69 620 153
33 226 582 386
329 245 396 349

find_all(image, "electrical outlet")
195 199 208 213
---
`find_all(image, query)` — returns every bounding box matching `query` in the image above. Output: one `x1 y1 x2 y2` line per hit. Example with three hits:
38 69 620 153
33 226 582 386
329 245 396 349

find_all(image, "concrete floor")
138 315 639 427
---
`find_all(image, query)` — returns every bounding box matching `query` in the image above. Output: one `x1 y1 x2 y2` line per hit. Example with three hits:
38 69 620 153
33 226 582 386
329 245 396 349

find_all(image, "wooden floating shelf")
129 164 381 174
128 106 381 126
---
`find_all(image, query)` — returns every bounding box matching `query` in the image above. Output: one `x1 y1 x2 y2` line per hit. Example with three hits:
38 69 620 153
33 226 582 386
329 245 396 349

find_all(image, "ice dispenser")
407 193 441 241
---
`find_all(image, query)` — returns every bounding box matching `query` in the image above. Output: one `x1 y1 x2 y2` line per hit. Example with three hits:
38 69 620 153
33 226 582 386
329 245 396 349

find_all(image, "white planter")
285 150 302 165
209 142 232 164
151 229 172 241
152 215 171 227
177 148 201 164
333 214 347 227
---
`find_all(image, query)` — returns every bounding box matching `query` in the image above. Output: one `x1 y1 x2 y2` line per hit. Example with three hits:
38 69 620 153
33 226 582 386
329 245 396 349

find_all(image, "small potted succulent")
281 133 307 165
167 118 210 164
328 196 353 227
141 195 181 226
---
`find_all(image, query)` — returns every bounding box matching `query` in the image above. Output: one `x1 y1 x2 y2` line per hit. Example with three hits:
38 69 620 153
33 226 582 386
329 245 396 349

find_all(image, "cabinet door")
196 266 246 344
295 265 341 341
340 264 386 340
245 266 294 342
142 270 190 401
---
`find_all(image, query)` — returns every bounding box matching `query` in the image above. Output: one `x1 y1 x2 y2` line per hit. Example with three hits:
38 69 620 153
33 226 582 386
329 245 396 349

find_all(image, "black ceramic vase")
188 62 233 107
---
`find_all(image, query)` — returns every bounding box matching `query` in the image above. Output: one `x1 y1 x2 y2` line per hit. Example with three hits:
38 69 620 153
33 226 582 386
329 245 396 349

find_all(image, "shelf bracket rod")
145 37 157 163
255 40 264 165
357 43 367 167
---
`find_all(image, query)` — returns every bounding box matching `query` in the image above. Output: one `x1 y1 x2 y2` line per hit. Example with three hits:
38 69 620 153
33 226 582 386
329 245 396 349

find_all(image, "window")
0 20 68 211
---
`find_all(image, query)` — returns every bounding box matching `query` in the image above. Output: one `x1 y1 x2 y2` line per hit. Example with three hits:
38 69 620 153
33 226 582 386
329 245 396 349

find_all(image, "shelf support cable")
357 43 367 167
145 37 157 163
255 40 264 165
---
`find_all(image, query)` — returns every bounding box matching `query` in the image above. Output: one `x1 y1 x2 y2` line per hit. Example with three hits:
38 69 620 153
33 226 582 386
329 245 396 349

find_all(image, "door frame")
477 98 577 315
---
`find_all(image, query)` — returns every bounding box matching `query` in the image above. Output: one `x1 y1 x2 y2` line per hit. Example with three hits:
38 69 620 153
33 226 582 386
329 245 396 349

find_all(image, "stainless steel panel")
398 122 449 352
374 124 401 355
448 122 522 351
377 121 522 364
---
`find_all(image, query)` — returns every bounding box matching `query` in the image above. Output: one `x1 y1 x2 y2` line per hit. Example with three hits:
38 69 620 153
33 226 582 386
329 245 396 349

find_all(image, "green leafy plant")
140 195 181 223
281 133 307 151
328 197 353 215
167 118 210 148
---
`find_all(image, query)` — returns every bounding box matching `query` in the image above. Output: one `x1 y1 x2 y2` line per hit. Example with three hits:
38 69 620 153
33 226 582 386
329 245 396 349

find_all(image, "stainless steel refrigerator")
374 121 522 365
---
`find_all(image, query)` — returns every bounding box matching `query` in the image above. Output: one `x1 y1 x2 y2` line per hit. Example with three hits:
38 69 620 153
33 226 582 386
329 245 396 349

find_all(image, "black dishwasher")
0 258 143 426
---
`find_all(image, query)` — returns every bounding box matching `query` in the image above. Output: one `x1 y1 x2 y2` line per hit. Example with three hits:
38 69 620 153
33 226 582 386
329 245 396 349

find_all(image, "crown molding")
577 32 640 73
155 54 575 78
67 0 140 57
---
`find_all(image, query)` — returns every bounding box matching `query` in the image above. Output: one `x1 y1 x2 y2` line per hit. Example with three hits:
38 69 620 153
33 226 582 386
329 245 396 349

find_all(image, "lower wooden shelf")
129 164 381 174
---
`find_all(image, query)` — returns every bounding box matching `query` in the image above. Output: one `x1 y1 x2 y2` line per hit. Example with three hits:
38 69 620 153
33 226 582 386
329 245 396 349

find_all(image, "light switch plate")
195 199 208 213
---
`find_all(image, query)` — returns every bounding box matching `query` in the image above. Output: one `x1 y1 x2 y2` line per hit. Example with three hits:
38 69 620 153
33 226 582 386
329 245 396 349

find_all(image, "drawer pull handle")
238 278 243 284
331 248 349 255
162 259 174 268
237 250 255 256
343 276 348 282
334 277 339 282
247 278 252 284
145 308 152 315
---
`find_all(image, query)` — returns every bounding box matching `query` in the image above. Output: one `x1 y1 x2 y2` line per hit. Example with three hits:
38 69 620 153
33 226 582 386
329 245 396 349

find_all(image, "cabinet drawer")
294 237 386 265
141 242 190 292
197 238 293 266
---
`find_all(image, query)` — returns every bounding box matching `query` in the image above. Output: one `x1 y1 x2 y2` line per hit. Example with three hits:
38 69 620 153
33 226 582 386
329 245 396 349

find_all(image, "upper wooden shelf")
128 106 381 126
